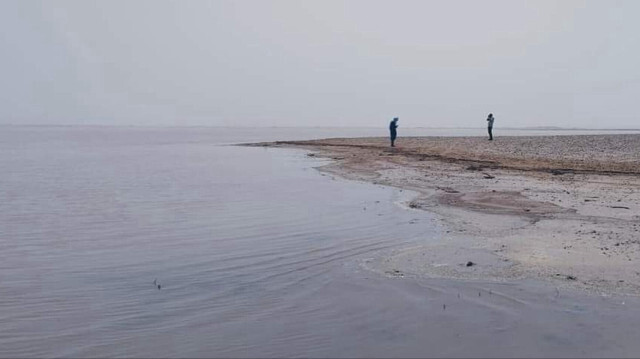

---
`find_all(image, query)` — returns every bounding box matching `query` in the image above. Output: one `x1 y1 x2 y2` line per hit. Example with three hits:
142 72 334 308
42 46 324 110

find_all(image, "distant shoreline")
2 123 640 132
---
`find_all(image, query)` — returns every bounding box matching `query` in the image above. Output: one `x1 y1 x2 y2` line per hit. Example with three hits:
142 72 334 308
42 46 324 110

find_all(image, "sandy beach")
252 134 640 295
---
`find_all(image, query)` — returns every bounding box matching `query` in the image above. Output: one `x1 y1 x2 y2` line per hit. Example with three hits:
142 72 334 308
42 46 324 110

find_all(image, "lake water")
2 126 640 357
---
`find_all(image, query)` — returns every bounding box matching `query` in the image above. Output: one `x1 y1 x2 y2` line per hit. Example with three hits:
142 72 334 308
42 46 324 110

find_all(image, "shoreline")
247 134 640 295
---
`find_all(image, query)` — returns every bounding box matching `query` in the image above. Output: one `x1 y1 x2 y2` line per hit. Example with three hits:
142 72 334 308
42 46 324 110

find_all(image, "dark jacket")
389 121 398 133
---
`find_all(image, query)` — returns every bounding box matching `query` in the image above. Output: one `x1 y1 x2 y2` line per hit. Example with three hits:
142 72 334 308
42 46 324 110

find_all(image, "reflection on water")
1 126 640 357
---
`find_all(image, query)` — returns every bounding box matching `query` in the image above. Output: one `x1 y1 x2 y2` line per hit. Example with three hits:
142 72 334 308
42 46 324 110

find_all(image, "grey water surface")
2 126 640 358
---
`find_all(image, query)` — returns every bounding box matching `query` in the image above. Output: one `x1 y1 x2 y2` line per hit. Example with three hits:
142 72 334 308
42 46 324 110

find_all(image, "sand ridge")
268 134 640 174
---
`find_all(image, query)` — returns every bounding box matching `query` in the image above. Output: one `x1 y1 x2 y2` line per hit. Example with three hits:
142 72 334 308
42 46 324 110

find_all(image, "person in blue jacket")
389 117 399 147
487 113 494 140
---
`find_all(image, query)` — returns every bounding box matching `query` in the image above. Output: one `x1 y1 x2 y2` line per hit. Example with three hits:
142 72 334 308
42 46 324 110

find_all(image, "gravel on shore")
270 134 640 174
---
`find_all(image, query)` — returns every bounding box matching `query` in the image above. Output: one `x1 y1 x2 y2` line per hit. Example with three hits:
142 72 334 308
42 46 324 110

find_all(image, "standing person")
486 113 494 141
389 117 399 147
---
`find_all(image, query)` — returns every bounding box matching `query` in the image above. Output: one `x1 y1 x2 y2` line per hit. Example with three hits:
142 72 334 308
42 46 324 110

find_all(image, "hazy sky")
2 0 639 128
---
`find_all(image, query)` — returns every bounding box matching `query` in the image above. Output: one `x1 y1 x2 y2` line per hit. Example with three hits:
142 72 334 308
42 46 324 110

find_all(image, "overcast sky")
1 0 639 128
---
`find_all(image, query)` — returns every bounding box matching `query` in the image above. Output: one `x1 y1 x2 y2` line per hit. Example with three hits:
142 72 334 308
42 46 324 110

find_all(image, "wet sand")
252 135 640 295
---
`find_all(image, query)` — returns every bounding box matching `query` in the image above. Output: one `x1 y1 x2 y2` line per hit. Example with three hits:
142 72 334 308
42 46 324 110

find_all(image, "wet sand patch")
437 190 573 217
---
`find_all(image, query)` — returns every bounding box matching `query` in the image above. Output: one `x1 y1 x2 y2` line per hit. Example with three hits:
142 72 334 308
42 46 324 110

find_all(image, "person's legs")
390 133 396 147
488 127 493 140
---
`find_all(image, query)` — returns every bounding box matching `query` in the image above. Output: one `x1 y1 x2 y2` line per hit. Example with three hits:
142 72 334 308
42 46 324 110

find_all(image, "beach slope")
251 135 640 294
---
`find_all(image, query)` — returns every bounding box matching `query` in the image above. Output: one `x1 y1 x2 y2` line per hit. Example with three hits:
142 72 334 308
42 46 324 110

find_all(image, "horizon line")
2 124 640 131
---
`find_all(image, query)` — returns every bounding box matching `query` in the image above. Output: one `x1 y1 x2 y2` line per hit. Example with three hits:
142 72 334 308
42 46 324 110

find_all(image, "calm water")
2 126 640 357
